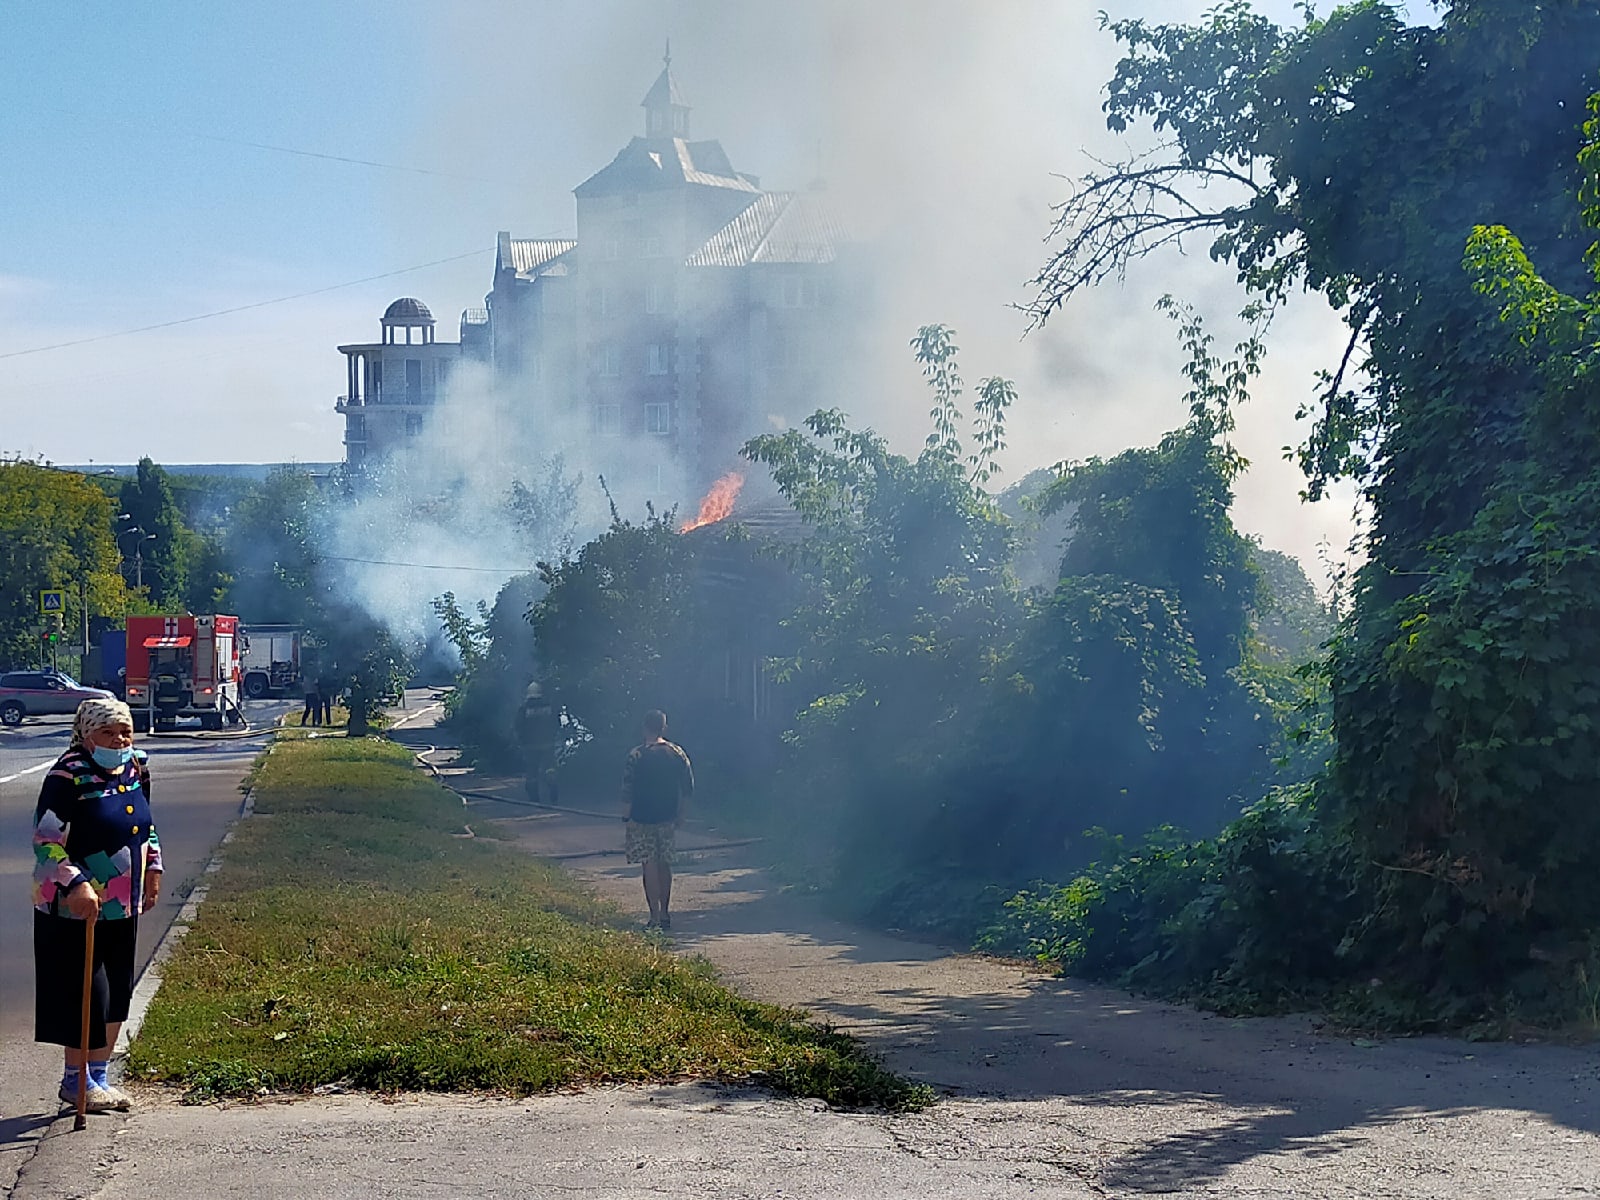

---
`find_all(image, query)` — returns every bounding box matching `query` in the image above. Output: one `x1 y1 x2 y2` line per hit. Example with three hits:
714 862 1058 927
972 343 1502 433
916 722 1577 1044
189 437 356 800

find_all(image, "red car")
0 671 116 726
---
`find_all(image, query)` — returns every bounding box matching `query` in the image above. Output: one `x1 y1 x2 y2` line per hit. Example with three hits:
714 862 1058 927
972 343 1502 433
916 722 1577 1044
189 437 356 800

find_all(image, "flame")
680 471 745 533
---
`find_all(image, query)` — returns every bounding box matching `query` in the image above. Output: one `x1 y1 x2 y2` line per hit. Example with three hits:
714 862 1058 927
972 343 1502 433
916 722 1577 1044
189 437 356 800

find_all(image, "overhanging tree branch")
1022 149 1274 329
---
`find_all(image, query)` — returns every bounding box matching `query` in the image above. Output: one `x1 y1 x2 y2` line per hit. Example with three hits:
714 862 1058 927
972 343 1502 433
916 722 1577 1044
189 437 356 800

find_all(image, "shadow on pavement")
0 1114 55 1152
428 730 1600 1195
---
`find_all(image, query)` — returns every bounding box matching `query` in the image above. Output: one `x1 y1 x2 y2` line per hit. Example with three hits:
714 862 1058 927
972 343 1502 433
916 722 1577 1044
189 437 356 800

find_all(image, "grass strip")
129 736 930 1110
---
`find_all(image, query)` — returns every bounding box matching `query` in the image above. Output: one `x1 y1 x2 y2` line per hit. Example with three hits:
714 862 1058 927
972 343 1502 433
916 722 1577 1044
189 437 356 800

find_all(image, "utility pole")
116 521 155 593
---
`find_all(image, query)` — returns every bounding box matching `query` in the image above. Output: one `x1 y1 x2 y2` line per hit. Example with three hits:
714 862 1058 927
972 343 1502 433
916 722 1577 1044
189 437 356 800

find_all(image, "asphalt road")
0 702 290 1195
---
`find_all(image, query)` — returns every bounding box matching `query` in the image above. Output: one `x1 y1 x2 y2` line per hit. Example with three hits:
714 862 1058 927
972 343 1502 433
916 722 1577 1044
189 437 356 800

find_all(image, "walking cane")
74 912 97 1131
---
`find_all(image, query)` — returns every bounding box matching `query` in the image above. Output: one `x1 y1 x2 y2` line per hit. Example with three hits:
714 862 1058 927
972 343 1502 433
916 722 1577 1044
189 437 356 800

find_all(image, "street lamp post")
115 523 156 592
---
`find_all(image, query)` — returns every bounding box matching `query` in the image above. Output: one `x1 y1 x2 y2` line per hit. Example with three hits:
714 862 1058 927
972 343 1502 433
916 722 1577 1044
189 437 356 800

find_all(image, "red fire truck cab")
126 614 244 732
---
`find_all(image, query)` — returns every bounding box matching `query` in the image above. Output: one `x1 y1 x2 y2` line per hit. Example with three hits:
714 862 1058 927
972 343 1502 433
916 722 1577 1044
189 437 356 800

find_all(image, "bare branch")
1022 146 1278 331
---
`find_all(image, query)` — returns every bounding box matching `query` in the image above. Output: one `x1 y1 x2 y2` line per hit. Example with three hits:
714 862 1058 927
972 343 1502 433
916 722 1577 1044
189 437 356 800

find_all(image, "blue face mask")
91 745 134 772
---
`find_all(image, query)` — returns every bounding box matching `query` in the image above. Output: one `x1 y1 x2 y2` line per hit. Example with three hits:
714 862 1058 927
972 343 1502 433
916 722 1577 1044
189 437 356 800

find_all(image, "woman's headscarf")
71 697 135 749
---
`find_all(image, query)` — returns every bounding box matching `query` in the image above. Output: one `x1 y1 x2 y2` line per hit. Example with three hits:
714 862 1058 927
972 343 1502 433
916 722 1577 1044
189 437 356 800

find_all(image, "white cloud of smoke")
5 0 1368 649
331 0 1365 651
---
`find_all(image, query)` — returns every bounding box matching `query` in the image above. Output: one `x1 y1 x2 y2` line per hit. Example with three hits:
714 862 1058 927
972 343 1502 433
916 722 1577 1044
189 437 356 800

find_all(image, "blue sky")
0 0 1361 571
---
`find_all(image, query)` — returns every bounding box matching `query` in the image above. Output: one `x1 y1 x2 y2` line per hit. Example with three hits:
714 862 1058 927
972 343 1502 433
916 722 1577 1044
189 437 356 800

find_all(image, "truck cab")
239 625 302 699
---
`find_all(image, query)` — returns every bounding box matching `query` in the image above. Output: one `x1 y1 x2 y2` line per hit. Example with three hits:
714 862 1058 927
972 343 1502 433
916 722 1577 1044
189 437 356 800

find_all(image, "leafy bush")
983 785 1354 1013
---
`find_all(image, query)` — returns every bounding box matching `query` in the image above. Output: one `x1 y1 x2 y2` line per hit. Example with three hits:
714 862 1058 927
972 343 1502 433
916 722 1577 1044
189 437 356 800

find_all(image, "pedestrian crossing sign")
39 589 65 614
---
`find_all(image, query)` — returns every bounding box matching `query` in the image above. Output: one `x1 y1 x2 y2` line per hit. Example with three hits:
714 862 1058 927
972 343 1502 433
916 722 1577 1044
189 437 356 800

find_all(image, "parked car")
0 671 116 726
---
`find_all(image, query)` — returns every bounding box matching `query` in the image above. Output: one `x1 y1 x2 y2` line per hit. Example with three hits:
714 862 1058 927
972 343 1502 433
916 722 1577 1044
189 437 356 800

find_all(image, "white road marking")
0 758 55 786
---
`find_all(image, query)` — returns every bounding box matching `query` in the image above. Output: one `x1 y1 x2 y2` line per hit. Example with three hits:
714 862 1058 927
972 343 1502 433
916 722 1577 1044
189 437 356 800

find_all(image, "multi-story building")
335 298 463 469
338 56 854 497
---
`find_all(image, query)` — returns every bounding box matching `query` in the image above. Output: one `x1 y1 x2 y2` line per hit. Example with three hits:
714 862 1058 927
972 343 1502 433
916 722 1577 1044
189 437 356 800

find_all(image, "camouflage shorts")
625 820 676 865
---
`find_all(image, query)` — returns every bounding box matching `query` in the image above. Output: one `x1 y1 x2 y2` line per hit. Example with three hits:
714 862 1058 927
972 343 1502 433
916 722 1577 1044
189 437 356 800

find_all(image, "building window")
601 237 620 261
370 360 382 400
405 413 424 436
595 402 622 437
645 282 666 314
592 286 614 317
769 333 803 371
347 414 365 440
647 343 671 376
779 274 819 308
434 359 452 391
406 358 423 403
598 346 621 378
642 236 664 258
645 402 672 435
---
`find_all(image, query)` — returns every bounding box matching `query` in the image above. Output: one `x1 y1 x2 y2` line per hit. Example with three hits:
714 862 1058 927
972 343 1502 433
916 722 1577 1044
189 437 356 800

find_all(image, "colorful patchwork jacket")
33 747 161 920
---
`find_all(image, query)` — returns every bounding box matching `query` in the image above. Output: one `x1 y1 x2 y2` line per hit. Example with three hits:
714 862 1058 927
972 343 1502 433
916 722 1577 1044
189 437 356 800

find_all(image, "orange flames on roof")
680 472 745 533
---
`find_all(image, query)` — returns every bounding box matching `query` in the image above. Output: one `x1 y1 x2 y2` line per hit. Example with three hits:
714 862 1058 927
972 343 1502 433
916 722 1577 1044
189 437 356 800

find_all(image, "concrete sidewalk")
12 1085 1106 1200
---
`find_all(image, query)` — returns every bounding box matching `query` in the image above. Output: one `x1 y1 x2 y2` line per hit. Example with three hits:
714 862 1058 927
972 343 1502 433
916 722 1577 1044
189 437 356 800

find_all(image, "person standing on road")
300 677 321 728
621 709 693 930
32 698 162 1114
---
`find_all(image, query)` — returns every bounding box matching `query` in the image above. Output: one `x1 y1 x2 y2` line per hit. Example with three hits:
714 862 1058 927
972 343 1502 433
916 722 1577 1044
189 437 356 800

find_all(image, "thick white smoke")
319 0 1361 656
402 1 1359 594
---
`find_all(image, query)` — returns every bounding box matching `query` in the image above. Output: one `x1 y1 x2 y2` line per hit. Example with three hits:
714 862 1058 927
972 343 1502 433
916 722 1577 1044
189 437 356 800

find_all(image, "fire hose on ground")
409 743 764 857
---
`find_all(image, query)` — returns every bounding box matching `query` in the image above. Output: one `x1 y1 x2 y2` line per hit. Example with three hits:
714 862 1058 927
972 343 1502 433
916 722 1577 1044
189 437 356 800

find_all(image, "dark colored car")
0 671 116 726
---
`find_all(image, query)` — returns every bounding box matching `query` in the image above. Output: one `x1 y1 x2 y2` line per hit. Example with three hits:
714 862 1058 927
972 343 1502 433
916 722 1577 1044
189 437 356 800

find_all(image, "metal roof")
382 297 434 324
575 137 759 198
641 65 688 110
686 191 847 267
723 497 812 544
499 236 578 281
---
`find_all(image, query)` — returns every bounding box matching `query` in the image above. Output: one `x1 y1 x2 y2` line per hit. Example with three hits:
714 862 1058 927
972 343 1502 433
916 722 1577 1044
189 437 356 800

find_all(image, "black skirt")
34 912 139 1049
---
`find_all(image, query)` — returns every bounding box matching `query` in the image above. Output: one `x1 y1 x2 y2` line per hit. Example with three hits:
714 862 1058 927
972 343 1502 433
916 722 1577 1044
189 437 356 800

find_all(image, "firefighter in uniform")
514 683 562 806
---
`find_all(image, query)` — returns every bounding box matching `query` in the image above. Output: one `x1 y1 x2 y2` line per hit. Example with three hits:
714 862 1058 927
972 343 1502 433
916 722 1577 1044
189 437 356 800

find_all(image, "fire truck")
125 614 244 732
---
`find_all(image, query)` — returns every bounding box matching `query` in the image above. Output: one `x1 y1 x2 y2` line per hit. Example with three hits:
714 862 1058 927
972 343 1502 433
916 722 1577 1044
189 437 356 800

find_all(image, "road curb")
111 786 257 1071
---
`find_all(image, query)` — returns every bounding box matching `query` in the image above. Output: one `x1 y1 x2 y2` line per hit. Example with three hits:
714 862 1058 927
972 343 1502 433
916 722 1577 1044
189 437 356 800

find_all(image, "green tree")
1250 548 1331 664
742 329 1018 784
225 466 327 624
0 461 127 668
1026 0 1600 1019
528 506 699 753
118 458 189 606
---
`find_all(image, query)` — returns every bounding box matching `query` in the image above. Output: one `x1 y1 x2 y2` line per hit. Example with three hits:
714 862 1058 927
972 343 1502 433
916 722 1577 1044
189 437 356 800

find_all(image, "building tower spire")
642 45 690 139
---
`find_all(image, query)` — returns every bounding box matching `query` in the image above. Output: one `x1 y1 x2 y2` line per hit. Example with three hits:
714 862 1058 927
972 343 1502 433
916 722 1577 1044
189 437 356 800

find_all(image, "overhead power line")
184 131 493 182
321 554 536 575
0 248 492 361
35 103 495 184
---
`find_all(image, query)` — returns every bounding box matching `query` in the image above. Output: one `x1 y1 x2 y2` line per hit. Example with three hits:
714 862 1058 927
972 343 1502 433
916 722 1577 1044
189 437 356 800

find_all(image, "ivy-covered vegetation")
1006 0 1600 1029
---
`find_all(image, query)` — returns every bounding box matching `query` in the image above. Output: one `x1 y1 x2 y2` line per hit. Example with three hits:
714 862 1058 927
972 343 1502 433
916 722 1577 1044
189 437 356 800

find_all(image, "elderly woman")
32 698 162 1114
